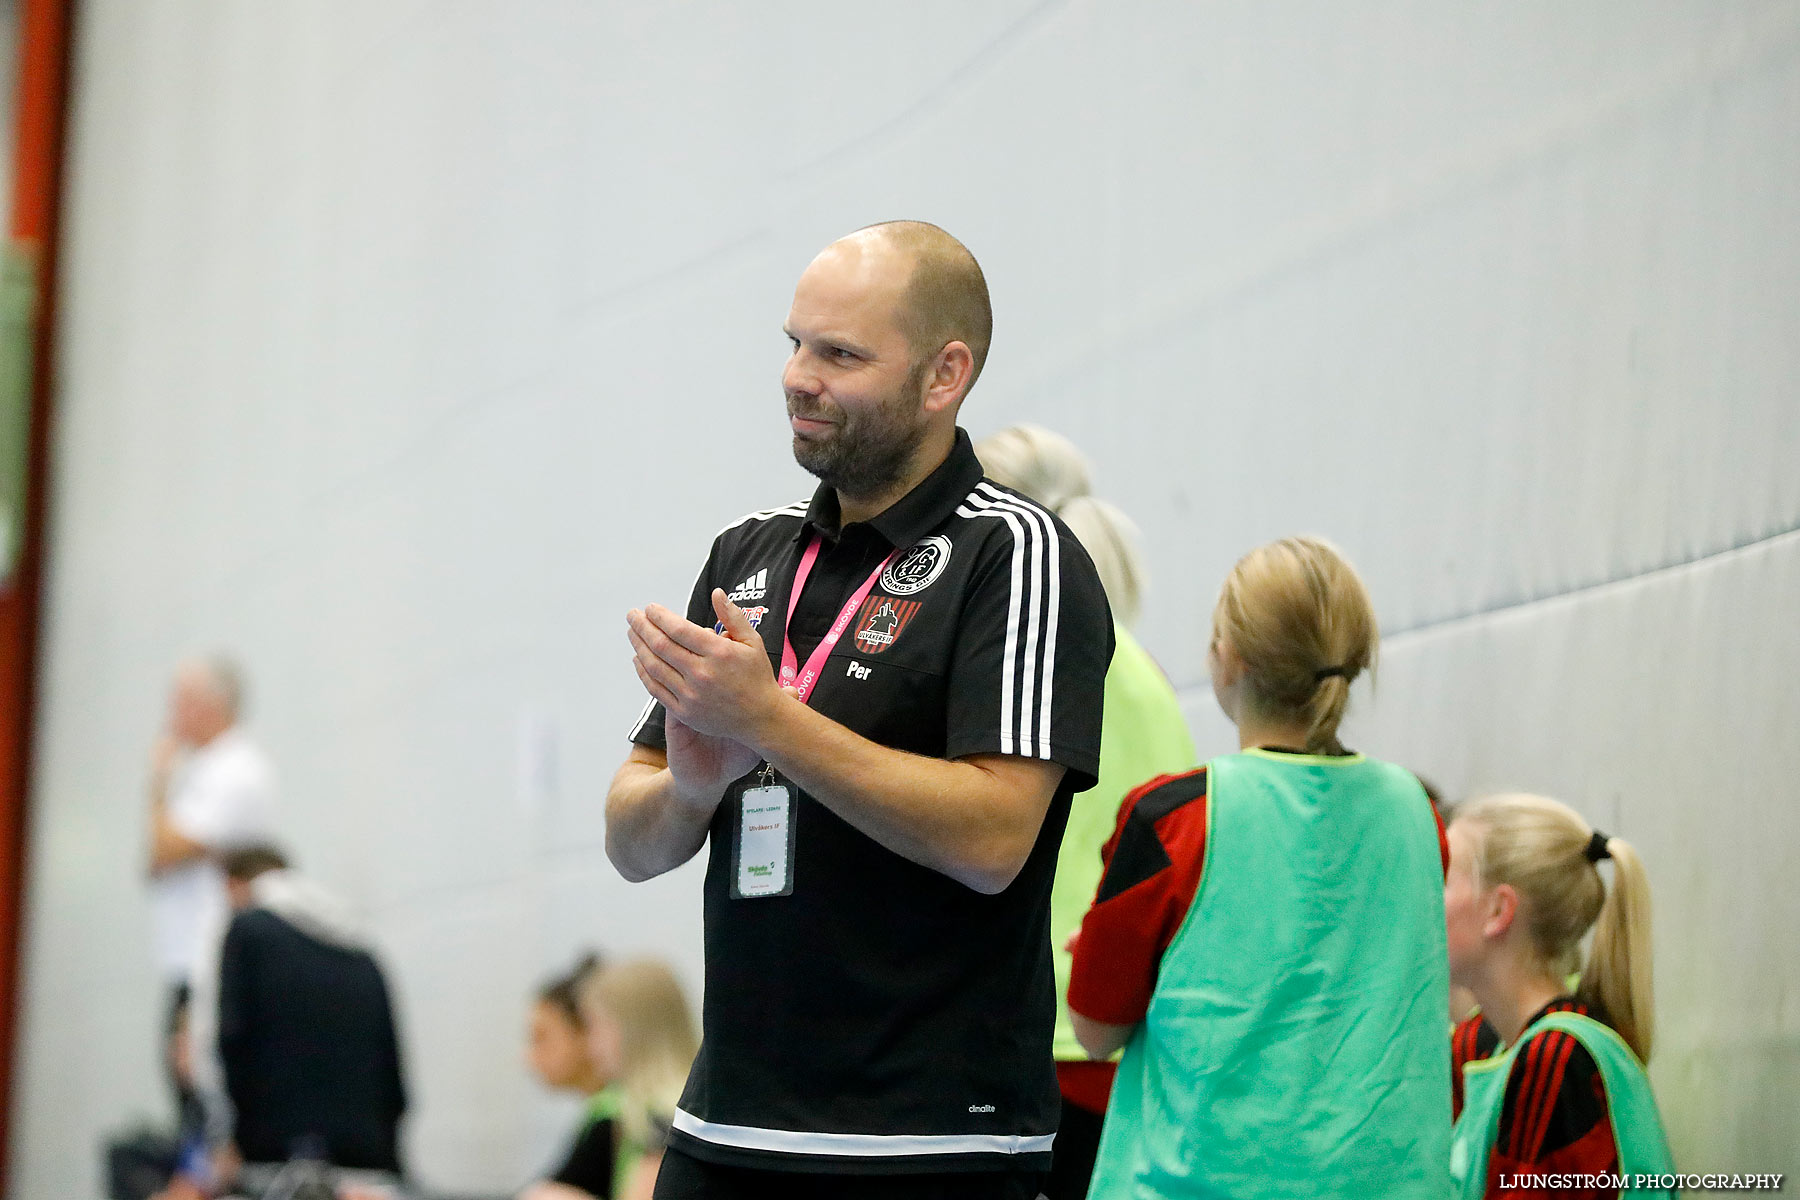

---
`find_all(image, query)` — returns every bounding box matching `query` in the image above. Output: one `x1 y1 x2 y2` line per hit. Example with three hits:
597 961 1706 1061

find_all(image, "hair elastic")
1313 665 1350 682
1584 830 1612 863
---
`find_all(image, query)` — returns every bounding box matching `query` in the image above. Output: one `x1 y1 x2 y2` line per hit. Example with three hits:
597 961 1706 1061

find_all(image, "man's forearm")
147 794 207 876
626 596 1063 893
749 695 1060 894
604 759 719 882
147 768 169 875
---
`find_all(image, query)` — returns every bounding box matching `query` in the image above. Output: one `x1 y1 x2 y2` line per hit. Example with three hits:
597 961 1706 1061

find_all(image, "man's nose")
783 349 819 396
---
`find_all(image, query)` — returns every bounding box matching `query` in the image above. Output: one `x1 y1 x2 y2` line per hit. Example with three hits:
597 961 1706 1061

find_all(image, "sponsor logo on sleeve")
714 605 768 634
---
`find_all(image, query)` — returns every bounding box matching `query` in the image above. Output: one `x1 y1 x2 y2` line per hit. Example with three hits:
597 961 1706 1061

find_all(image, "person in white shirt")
145 655 278 1123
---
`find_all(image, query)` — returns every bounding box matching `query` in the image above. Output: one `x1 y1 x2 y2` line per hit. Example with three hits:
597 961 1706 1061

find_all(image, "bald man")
609 223 1113 1199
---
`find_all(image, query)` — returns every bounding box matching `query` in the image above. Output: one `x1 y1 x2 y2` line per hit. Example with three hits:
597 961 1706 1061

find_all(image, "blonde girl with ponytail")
1445 795 1675 1198
1070 536 1452 1200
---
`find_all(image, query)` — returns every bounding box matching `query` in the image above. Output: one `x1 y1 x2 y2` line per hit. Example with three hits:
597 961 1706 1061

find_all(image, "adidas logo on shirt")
728 568 769 602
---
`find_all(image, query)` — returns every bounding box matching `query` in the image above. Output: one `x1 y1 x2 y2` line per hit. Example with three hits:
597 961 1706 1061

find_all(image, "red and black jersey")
1461 998 1620 1200
1067 755 1447 1028
1067 768 1209 1026
1451 1013 1501 1118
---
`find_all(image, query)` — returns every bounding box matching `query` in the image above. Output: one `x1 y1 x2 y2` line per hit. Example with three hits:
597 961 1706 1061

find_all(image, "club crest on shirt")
881 535 952 596
714 605 769 634
852 595 922 655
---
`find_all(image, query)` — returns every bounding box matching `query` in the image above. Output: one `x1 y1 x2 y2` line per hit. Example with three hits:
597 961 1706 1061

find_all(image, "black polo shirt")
628 428 1112 1175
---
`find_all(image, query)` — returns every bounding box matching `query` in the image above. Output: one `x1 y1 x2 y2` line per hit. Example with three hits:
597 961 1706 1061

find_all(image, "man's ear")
921 341 975 414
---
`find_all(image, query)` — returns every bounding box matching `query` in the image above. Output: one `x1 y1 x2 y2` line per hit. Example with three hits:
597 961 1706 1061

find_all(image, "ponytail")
1460 795 1657 1062
1303 673 1353 757
1578 834 1656 1062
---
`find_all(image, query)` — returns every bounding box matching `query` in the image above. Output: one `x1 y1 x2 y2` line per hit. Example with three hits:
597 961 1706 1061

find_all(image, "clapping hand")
630 590 791 801
628 590 785 743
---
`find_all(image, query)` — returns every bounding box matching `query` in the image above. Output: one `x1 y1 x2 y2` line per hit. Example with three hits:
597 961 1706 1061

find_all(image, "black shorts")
653 1148 1045 1200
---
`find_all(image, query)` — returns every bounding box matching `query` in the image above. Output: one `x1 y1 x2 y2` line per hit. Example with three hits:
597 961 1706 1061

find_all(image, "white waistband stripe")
671 1109 1056 1158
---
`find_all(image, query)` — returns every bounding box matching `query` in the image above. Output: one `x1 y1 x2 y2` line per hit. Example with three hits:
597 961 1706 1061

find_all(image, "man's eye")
830 347 856 360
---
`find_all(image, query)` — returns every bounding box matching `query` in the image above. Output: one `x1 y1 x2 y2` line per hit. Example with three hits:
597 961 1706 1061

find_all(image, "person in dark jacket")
213 846 407 1176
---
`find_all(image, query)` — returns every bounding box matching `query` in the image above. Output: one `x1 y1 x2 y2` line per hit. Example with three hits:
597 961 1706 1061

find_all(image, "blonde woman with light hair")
975 425 1195 1200
1445 795 1675 1198
974 425 1145 628
1069 536 1450 1200
523 958 697 1200
585 959 697 1200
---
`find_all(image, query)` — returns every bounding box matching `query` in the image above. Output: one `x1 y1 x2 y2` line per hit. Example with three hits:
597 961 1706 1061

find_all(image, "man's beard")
788 361 931 500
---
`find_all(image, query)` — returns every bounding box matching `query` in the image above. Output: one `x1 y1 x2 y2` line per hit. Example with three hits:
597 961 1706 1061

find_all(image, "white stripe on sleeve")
959 487 1063 759
627 696 658 741
978 483 1062 759
714 500 808 538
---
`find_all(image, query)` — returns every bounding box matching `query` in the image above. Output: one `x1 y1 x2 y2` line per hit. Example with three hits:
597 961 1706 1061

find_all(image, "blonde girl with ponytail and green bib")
1069 536 1452 1200
1444 795 1675 1199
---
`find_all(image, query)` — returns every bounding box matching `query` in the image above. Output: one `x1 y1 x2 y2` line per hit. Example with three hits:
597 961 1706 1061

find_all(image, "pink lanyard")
778 535 896 705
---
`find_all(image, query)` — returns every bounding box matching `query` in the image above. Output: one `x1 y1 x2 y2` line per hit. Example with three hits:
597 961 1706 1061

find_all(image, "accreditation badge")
732 769 795 899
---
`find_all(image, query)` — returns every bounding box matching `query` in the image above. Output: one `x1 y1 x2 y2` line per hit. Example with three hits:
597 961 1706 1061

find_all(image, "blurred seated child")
522 957 696 1200
519 953 607 1199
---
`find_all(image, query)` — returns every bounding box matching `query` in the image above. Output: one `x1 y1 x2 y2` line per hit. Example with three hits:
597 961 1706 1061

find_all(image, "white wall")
12 2 1798 1194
